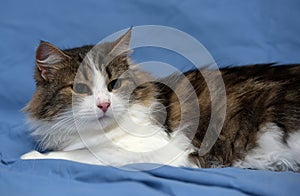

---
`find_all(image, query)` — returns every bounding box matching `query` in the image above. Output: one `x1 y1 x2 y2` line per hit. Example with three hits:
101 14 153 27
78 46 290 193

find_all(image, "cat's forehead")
75 45 129 80
75 49 129 84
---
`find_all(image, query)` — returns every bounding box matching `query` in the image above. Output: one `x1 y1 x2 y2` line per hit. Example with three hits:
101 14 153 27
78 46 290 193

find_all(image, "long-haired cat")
21 28 300 172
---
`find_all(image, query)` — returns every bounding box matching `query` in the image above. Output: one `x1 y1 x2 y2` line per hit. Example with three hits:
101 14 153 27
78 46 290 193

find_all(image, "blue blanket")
1 0 300 195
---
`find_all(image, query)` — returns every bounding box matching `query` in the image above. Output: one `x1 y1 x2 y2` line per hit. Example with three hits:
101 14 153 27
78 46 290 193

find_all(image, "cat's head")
25 29 156 141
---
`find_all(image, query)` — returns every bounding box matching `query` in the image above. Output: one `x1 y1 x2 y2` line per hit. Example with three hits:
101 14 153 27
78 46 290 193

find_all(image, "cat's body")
22 29 300 171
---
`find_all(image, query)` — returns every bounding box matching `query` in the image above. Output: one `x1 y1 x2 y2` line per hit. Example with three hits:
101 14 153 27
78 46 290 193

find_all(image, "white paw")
21 150 45 160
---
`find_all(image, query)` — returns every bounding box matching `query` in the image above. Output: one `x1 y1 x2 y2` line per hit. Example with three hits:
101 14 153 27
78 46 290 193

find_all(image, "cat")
21 28 300 172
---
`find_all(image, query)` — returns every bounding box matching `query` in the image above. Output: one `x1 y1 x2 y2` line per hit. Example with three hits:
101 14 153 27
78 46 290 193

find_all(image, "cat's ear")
112 27 132 54
35 41 70 80
106 27 132 60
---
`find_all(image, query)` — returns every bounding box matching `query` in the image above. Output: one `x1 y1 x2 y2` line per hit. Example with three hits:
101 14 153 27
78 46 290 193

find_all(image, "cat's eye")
107 79 122 92
73 83 92 95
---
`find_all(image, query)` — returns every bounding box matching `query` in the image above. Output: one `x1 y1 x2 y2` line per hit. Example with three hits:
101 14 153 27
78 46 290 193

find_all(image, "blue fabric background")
0 0 300 195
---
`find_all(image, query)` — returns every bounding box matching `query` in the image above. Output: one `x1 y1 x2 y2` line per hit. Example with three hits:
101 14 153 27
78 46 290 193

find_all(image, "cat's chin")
97 115 111 122
94 113 119 130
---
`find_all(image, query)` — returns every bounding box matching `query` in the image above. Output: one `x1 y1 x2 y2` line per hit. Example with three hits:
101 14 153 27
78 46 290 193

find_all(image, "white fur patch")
23 103 195 167
234 123 300 171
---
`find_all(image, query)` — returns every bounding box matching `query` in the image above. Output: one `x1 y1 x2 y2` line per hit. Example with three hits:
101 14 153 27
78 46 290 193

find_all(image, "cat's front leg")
21 150 47 160
21 150 71 161
20 149 102 165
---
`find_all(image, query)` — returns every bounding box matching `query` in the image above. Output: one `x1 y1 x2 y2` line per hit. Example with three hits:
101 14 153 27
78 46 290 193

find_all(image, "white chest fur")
22 104 196 168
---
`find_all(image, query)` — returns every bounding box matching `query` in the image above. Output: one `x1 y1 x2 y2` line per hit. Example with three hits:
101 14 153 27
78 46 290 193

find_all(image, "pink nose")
97 102 111 112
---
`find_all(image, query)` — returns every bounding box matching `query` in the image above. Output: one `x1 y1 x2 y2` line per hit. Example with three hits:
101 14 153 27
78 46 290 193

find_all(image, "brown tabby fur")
166 65 300 167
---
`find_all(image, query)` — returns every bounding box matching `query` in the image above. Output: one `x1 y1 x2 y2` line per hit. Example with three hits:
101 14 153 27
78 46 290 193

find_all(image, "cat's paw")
21 150 45 160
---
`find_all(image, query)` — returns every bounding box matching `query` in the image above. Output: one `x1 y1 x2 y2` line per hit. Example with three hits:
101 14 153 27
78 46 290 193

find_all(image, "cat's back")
212 64 299 129
220 63 300 83
184 63 300 104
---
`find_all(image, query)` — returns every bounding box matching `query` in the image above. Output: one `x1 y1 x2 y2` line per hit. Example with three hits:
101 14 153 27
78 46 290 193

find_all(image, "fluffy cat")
21 29 300 172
